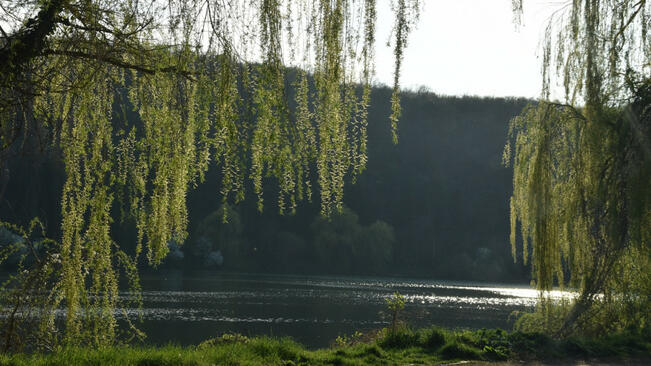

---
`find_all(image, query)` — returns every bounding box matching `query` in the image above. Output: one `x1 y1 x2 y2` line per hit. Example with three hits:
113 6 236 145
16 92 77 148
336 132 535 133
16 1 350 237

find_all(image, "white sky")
373 0 562 99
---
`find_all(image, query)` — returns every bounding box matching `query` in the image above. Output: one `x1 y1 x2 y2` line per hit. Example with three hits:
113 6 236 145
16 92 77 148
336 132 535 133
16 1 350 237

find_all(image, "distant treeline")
0 85 532 283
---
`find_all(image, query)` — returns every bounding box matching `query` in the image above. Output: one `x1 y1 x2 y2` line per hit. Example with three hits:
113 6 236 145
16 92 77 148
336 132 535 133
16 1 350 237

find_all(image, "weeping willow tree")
505 0 650 336
0 0 420 350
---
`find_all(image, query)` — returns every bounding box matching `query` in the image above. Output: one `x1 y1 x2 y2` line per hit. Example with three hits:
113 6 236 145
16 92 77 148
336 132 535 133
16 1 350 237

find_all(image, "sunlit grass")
0 327 648 365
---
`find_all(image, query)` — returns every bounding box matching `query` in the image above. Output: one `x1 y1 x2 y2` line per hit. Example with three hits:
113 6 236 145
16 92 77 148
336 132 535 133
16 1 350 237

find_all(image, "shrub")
482 345 509 361
512 299 572 335
560 337 589 357
439 341 482 360
197 333 250 349
378 327 419 349
385 292 405 333
333 331 364 347
420 327 446 350
361 344 386 358
249 337 302 361
506 331 555 359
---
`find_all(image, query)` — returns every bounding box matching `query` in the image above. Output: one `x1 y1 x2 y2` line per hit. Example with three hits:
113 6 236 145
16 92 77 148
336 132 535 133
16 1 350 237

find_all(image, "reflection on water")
124 272 571 348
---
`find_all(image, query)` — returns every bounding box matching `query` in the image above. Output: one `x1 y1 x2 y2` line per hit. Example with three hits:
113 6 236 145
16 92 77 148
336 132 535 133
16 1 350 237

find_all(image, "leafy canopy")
506 0 649 335
0 0 420 349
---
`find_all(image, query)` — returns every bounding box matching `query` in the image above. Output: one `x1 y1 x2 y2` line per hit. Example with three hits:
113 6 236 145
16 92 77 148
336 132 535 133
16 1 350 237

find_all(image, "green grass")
0 327 648 365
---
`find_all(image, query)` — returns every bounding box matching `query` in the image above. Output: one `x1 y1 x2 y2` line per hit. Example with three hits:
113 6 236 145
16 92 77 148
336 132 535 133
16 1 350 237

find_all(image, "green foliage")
385 291 405 333
311 207 360 271
385 292 405 313
190 204 243 267
388 0 420 144
505 94 650 335
504 330 651 360
502 331 554 360
353 221 395 272
0 219 61 352
3 90 533 279
528 0 648 104
197 333 251 349
271 231 308 271
481 345 509 361
334 331 364 348
512 298 573 334
377 327 419 349
379 326 447 353
0 0 422 349
439 342 482 360
419 327 446 350
0 327 649 365
311 207 395 273
507 0 650 336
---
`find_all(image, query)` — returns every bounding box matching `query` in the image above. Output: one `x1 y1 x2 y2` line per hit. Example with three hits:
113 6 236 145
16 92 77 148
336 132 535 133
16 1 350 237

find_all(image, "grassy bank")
0 327 648 365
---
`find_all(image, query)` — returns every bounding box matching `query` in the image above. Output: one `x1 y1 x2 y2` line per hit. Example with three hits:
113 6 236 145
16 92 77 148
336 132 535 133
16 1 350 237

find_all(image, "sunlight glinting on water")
3 277 576 333
446 286 577 299
114 307 390 325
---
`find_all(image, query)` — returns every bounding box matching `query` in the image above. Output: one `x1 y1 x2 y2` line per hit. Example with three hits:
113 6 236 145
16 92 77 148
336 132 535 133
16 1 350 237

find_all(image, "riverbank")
0 327 648 365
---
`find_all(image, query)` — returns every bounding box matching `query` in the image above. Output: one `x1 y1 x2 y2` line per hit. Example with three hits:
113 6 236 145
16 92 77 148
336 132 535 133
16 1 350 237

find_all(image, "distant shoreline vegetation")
0 90 533 283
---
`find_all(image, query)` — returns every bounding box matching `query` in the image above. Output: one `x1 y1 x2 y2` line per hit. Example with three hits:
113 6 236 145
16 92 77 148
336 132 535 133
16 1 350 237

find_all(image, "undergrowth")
0 327 648 366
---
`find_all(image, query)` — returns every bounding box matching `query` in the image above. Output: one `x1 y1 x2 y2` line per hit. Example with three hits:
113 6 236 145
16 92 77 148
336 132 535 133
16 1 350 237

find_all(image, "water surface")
130 272 549 348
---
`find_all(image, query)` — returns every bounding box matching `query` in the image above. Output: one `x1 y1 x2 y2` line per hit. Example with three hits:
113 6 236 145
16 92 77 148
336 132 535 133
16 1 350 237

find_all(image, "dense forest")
0 85 531 283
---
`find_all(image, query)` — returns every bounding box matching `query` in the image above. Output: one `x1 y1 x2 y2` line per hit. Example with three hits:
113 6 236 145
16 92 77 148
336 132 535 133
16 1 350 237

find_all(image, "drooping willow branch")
41 49 197 80
507 0 650 335
0 0 421 349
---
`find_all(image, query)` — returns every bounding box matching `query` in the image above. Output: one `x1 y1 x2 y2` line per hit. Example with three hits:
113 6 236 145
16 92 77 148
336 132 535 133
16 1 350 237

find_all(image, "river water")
126 271 556 348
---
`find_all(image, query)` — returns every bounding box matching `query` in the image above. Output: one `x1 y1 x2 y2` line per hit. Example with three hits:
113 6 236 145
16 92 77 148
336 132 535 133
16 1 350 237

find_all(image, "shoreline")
1 327 648 366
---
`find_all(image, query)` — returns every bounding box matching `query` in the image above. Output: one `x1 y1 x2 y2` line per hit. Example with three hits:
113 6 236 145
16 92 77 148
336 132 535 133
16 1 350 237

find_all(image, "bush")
560 337 589 357
333 331 363 347
512 299 572 335
249 337 302 361
197 333 250 349
482 345 509 361
385 292 405 333
420 327 446 350
471 329 511 349
439 341 482 360
378 328 419 349
506 331 554 359
360 344 386 358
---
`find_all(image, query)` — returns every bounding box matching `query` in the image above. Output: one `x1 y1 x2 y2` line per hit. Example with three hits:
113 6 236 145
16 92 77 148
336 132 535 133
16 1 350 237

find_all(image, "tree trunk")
0 0 68 74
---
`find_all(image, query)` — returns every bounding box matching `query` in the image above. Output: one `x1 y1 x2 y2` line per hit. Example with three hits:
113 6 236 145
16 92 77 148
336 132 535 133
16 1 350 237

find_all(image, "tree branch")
41 49 196 80
0 0 68 73
0 24 8 40
614 0 645 41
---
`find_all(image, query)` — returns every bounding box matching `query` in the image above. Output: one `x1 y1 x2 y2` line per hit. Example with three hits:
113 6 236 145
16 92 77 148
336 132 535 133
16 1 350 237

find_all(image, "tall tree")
506 0 649 335
0 0 420 349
